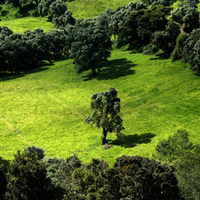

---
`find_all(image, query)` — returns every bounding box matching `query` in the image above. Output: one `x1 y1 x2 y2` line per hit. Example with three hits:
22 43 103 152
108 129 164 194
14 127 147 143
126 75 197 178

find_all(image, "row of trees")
1 0 200 75
0 145 182 200
0 26 70 74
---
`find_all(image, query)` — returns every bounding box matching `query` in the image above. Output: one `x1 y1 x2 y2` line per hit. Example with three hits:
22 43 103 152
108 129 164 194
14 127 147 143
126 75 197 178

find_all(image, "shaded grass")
0 48 200 166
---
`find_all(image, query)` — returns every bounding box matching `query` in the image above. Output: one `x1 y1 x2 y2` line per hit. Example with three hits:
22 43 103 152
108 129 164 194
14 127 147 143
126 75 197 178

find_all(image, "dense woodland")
1 0 200 199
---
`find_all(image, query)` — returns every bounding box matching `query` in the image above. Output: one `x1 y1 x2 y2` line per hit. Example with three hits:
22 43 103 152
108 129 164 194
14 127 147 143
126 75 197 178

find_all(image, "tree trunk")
92 67 97 76
102 128 108 145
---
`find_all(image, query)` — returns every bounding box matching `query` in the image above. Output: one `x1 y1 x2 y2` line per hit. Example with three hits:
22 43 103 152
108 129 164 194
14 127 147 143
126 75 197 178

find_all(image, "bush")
113 155 182 200
171 33 188 62
5 150 54 200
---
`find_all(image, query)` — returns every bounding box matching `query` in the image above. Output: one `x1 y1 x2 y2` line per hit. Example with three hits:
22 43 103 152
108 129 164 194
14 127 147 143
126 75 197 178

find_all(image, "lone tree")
84 87 124 145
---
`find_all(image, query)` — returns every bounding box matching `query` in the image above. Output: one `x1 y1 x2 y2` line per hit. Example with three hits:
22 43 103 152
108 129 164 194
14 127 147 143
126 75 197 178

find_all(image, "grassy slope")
0 0 200 165
0 47 200 165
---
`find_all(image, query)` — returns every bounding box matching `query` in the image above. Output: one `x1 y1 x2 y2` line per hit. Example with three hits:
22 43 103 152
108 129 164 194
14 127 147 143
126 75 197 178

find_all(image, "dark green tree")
150 18 180 54
110 2 146 38
0 33 30 74
182 29 200 71
85 87 124 145
154 129 200 199
171 33 188 62
175 145 200 199
46 29 70 60
22 28 54 65
117 5 171 49
154 129 194 163
24 145 45 160
69 18 112 76
0 26 13 40
37 0 55 16
52 10 76 28
5 0 22 9
56 155 82 199
43 157 65 200
5 149 54 200
49 0 67 17
113 155 182 200
172 5 199 33
72 158 120 200
0 166 7 199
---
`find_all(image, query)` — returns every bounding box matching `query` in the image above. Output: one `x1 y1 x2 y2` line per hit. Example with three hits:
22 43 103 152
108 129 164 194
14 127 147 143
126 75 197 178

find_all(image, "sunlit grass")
0 48 200 165
0 17 54 33
1 0 200 166
68 0 133 19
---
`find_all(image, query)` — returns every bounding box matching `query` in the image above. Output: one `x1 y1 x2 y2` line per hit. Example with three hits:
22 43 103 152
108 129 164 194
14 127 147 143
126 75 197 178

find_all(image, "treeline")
1 0 200 75
0 27 70 74
0 146 182 200
0 129 199 199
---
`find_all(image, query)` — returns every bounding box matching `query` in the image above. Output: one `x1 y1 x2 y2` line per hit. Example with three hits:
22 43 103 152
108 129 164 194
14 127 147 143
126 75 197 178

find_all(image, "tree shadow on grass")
149 52 171 60
82 58 136 81
0 63 52 82
0 157 10 173
108 132 156 148
16 4 38 18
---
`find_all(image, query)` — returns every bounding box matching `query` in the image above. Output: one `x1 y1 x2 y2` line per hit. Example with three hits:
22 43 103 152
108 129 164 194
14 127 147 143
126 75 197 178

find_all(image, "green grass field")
0 47 200 165
0 0 200 166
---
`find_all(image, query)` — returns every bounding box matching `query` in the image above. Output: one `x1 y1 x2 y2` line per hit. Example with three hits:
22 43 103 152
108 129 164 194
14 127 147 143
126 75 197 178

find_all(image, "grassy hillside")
0 47 200 165
1 0 200 166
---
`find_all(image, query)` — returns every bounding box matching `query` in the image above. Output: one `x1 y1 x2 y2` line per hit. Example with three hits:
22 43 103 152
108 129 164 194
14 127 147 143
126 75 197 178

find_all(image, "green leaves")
69 18 112 75
85 87 124 144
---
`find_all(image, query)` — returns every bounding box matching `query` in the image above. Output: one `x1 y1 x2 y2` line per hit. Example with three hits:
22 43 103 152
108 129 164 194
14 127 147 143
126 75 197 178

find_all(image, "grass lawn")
0 47 200 166
0 0 200 166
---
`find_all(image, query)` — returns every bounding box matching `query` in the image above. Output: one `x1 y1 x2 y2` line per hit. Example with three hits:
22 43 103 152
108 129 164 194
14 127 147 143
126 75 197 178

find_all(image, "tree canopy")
85 87 124 145
69 18 112 76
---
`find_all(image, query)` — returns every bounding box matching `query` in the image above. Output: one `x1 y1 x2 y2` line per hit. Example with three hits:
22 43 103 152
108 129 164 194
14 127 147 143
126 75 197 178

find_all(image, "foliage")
37 0 55 16
109 1 146 37
0 166 7 199
85 87 124 145
171 5 199 33
46 29 70 58
117 5 172 49
24 145 45 160
150 18 180 54
0 27 70 74
142 0 175 6
5 150 54 200
72 158 120 199
0 26 13 40
49 0 67 17
56 155 82 199
155 129 194 163
5 0 23 9
171 33 188 62
43 157 65 200
175 145 200 199
69 18 112 76
52 10 75 28
182 29 200 72
154 129 200 199
113 155 182 199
